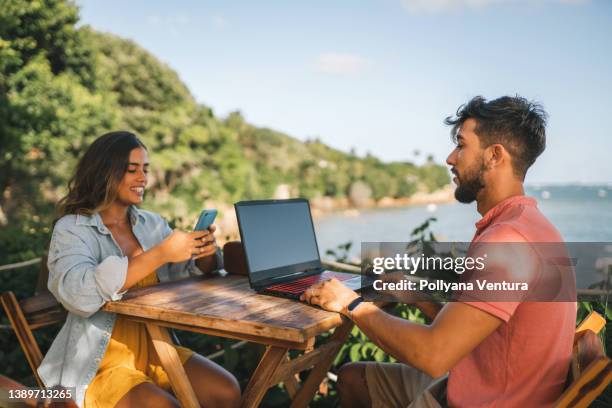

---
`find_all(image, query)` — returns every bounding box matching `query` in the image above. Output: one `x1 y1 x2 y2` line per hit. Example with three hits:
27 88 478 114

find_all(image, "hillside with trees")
0 0 448 235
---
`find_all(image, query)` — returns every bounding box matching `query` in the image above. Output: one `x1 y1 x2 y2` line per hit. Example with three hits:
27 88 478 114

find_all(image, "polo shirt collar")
475 195 537 233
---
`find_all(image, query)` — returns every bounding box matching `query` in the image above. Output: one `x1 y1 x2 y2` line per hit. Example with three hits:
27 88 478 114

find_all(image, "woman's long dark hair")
57 131 147 217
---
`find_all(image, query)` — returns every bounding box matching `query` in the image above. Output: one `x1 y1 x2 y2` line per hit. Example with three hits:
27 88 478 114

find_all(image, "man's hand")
300 278 360 316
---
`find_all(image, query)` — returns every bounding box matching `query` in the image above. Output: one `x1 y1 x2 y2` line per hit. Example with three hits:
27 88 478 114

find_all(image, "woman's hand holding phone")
196 225 218 258
161 228 216 263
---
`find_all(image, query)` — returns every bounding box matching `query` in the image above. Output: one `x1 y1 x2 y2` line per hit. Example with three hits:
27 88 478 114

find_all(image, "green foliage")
85 28 193 111
577 300 612 406
577 300 611 356
325 242 353 264
408 216 438 246
0 0 116 223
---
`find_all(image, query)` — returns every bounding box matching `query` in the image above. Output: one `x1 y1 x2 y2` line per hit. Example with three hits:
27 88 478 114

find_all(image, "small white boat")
541 190 551 199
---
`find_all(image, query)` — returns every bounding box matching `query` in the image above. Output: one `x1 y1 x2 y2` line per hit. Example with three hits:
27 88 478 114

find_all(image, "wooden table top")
102 274 344 344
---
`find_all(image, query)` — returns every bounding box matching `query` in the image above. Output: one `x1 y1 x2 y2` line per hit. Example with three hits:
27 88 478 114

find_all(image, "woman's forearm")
120 245 167 290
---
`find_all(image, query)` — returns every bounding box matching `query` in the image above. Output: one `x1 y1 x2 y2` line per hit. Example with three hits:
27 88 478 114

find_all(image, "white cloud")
314 53 372 76
145 13 190 37
400 0 590 13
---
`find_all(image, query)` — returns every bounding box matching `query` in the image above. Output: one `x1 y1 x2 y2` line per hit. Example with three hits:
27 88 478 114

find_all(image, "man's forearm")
302 279 503 379
414 301 444 320
351 302 444 377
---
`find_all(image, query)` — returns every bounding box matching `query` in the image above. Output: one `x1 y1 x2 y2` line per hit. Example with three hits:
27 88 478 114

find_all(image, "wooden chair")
0 256 66 388
554 311 611 407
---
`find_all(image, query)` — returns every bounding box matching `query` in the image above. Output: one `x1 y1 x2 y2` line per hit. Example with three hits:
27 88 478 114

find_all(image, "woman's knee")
210 373 241 408
116 382 180 408
184 354 241 408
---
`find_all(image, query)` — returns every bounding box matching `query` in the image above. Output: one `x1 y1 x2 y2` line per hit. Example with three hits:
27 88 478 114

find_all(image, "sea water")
314 184 612 288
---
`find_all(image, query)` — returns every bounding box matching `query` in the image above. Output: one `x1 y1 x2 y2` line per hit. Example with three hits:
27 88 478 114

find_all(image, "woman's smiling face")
116 147 149 206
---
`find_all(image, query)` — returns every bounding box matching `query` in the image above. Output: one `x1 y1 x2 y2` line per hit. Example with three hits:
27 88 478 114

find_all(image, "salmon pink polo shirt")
447 195 577 407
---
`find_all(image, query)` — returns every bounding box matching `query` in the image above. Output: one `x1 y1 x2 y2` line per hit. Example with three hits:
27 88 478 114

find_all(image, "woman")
38 131 241 408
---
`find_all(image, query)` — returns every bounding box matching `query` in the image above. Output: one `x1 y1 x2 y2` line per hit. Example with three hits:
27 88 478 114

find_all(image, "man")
301 96 577 407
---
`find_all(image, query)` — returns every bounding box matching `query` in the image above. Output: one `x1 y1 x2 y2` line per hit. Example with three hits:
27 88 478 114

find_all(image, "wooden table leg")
146 323 200 408
290 320 354 408
241 346 288 408
283 354 301 399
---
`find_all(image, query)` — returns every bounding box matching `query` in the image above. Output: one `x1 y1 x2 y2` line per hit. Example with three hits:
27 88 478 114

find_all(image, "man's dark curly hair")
445 95 548 180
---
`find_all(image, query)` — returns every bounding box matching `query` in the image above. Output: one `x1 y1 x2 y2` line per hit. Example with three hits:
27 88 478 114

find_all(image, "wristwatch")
346 296 365 319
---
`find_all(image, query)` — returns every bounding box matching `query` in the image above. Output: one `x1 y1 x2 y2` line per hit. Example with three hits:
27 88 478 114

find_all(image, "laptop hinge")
252 267 323 290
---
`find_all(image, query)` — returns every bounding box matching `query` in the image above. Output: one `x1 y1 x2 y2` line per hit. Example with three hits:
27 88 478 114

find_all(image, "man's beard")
454 160 485 203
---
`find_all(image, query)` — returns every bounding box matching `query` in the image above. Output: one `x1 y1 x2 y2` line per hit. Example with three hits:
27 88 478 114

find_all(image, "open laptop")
235 198 371 300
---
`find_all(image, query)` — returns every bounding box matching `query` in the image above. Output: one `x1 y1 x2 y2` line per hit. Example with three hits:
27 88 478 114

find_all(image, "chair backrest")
0 258 66 388
554 311 612 408
35 254 50 295
222 241 249 276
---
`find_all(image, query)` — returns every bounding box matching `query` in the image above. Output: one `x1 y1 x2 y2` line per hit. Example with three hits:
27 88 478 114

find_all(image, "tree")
0 0 115 224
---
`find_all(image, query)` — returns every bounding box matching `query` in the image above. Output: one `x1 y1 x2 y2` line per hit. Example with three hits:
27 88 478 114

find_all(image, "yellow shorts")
84 344 193 408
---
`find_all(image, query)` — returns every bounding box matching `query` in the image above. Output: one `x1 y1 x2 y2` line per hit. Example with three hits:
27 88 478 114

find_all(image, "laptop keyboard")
264 271 355 296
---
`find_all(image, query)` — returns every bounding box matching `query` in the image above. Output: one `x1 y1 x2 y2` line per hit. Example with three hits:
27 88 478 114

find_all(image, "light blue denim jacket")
37 206 220 407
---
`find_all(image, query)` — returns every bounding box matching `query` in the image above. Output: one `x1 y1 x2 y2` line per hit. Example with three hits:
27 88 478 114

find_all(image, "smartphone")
194 209 217 231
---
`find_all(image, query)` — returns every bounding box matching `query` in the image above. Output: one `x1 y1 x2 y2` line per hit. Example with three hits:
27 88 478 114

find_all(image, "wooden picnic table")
102 273 354 408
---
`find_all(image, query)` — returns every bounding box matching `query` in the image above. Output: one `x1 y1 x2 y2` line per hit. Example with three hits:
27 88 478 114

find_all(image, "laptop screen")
235 199 322 285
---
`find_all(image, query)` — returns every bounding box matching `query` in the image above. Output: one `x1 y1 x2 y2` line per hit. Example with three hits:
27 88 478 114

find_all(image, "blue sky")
77 0 612 184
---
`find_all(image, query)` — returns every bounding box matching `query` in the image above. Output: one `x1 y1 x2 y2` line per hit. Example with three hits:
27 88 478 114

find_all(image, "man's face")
446 118 485 203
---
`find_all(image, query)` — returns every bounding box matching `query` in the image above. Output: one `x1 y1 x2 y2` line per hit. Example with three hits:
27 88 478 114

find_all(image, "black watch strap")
347 296 365 315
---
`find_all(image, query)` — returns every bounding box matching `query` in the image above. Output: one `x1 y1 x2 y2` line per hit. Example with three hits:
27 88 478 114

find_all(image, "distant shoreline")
310 185 456 219
211 185 456 241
